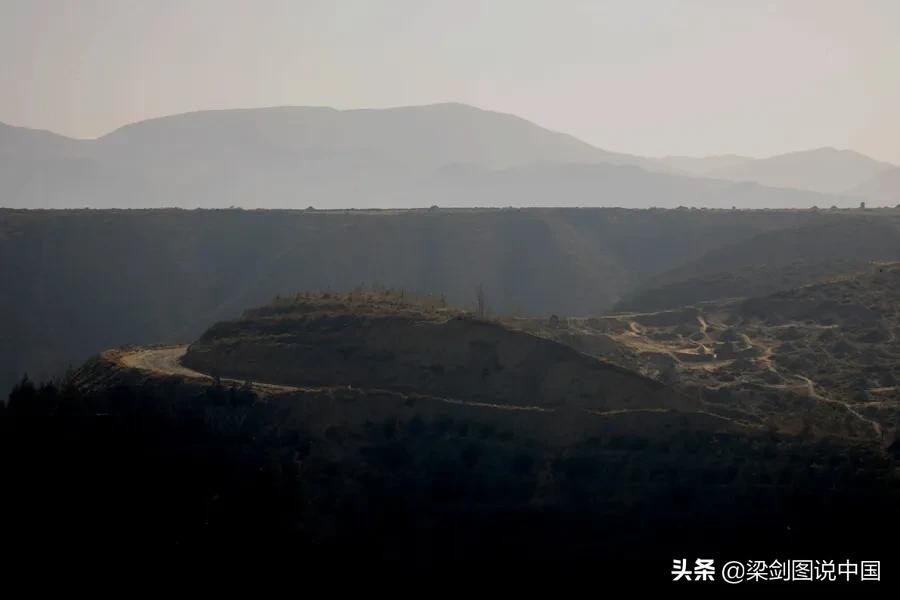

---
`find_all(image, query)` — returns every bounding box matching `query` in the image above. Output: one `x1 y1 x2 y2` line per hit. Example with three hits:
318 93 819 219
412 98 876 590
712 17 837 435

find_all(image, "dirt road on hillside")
113 345 555 409
117 345 301 395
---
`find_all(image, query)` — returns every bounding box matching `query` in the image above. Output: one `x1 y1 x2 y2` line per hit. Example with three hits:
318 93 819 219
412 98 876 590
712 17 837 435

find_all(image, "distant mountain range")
848 167 900 204
658 154 755 176
701 147 897 196
1 103 896 208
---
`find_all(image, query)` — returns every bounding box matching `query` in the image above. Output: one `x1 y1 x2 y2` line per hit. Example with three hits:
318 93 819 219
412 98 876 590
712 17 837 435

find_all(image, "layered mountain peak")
706 146 897 194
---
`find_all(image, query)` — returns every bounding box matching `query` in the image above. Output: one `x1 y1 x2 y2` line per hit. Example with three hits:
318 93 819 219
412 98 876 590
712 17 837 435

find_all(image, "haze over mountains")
657 154 754 176
849 167 900 204
702 147 898 196
1 103 896 209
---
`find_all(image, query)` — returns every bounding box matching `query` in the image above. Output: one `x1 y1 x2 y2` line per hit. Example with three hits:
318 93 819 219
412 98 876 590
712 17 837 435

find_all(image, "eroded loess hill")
181 292 690 415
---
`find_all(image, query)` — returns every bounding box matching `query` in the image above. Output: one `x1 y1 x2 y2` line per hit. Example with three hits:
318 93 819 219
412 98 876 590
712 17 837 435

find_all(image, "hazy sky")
2 0 898 163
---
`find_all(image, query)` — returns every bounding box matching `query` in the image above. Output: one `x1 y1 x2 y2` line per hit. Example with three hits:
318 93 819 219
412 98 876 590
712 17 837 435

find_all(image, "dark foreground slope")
6 207 894 394
3 297 899 577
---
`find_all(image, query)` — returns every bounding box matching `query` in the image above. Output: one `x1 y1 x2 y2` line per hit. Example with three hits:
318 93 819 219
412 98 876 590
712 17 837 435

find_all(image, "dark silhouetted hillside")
617 214 900 311
4 306 898 569
3 207 858 392
183 292 683 415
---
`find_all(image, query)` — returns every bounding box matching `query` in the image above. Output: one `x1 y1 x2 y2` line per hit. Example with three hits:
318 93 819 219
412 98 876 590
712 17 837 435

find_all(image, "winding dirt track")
793 373 883 439
751 339 883 440
120 346 200 378
114 345 554 410
598 309 887 441
114 345 761 430
118 345 302 395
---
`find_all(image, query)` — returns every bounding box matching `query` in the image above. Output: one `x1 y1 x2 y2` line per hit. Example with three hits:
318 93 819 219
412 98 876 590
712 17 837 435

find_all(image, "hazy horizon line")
2 100 897 167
